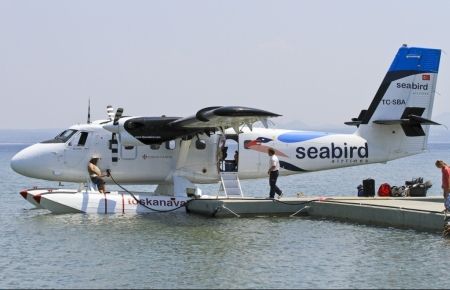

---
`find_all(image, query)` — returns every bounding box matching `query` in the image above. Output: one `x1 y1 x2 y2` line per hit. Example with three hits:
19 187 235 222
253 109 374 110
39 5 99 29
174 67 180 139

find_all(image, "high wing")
104 106 281 145
169 106 281 133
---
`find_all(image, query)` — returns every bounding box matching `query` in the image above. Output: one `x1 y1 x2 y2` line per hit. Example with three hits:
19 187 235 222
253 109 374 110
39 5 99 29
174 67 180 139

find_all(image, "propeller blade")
113 108 124 125
107 105 114 121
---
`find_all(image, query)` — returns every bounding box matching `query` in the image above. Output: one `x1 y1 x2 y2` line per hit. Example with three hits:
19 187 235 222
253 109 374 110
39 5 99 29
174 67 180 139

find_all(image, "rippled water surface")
2 143 450 289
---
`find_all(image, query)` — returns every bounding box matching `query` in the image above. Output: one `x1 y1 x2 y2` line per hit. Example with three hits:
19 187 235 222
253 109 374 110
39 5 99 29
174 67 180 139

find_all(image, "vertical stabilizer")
351 45 441 161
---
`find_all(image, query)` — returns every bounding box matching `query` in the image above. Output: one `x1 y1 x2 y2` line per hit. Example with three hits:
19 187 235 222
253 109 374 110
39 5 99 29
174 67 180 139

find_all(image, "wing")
169 106 281 133
103 106 281 146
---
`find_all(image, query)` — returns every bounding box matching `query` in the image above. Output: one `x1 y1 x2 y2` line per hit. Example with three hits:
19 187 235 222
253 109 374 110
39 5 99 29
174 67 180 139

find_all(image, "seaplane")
11 45 442 214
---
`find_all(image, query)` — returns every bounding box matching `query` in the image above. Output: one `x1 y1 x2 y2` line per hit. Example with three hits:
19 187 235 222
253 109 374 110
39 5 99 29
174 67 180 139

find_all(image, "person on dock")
435 160 450 210
267 148 283 199
88 157 107 193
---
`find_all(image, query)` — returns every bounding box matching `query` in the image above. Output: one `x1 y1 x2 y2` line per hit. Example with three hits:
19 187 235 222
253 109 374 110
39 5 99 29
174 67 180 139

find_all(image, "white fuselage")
10 121 395 186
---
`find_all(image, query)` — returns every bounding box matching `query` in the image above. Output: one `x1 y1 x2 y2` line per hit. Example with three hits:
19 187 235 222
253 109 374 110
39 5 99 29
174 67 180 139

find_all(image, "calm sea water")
2 142 450 289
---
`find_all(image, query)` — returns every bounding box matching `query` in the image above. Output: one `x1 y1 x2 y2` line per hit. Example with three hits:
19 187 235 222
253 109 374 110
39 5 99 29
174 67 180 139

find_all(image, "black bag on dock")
404 178 432 197
405 177 423 186
409 184 427 197
362 178 375 197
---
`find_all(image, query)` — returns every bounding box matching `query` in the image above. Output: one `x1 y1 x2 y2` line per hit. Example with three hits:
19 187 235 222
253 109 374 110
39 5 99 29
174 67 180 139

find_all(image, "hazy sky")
1 0 450 129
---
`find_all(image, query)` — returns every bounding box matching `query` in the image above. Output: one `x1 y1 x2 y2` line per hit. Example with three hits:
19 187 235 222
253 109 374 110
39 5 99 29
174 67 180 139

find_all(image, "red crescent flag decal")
422 74 430 80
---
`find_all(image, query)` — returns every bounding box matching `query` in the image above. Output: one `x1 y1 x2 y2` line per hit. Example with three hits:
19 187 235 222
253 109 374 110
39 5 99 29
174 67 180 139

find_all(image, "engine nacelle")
104 116 199 146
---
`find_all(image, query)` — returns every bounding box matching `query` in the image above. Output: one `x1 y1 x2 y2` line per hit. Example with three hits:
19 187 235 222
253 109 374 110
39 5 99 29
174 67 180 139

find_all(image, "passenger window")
124 146 134 150
150 144 160 150
165 140 176 150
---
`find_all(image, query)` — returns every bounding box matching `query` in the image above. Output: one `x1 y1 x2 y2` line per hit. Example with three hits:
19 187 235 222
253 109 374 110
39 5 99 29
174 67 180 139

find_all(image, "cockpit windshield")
40 129 78 144
56 130 78 142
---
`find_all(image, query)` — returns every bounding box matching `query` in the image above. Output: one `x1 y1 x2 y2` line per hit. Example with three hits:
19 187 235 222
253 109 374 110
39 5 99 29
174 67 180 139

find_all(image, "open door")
218 134 239 172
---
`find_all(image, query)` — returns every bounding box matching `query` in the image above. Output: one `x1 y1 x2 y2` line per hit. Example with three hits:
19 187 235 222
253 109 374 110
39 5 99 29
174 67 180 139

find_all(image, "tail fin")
349 45 441 160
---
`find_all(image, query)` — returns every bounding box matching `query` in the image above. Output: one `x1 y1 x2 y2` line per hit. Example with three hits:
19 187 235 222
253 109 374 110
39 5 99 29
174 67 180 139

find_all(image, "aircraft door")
121 145 137 160
217 134 239 172
64 131 91 169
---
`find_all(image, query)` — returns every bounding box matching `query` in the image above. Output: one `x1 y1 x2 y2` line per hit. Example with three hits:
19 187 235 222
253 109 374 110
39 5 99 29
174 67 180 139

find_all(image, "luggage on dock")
362 178 375 197
377 183 391 197
405 177 423 186
358 178 431 197
404 178 432 197
408 183 430 197
357 184 365 197
390 185 406 197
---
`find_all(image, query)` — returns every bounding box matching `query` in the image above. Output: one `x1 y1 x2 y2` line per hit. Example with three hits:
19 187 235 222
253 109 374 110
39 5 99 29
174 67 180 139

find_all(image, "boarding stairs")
217 172 243 198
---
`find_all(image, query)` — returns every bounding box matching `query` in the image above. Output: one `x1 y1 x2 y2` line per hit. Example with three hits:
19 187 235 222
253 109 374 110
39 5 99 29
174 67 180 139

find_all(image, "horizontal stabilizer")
344 110 367 127
373 116 440 126
373 113 440 137
408 115 441 125
344 120 362 126
373 106 440 127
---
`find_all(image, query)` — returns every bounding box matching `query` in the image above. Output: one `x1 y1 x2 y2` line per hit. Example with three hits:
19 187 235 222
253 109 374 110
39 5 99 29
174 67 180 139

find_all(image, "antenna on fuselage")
87 98 91 124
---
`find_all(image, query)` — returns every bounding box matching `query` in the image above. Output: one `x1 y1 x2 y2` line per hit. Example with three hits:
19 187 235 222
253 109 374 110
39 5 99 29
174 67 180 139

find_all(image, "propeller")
113 108 123 125
103 107 124 133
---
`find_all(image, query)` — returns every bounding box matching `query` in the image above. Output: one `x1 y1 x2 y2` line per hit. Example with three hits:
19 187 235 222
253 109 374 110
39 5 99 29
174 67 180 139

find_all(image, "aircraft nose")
10 144 53 178
11 146 37 177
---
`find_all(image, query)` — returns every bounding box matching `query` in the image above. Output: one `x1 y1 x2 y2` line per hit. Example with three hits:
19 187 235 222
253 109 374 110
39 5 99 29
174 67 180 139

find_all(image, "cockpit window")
69 132 89 147
40 129 78 144
78 132 89 146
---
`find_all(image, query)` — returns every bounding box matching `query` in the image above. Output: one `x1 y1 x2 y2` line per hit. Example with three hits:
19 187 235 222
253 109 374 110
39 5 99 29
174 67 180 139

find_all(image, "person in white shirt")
267 148 283 199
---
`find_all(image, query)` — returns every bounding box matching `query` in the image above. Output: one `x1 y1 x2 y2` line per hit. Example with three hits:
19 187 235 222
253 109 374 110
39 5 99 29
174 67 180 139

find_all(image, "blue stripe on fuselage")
277 131 328 143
